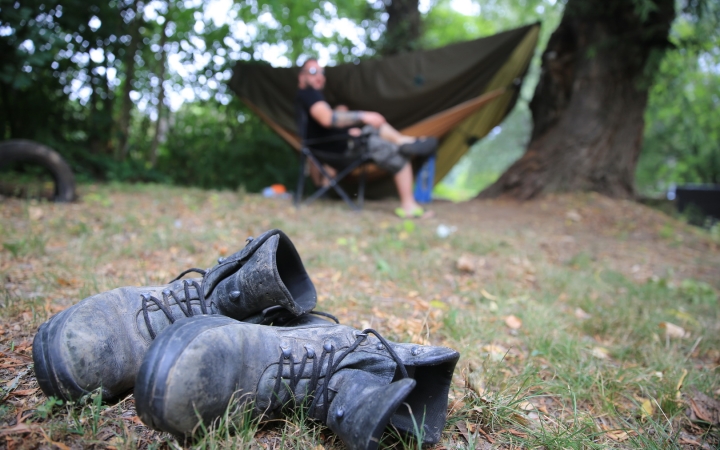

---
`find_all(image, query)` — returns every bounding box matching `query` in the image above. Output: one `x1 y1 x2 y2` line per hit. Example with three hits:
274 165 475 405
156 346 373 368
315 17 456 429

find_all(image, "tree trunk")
149 19 168 167
87 57 104 155
479 0 675 200
118 1 143 161
382 0 421 55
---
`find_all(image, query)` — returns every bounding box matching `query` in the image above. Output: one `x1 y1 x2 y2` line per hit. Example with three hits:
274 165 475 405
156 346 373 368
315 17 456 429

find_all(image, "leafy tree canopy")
1 0 717 195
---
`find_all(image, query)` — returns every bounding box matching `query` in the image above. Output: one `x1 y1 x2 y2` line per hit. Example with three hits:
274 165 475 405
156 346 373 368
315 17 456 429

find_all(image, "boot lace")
141 268 212 339
270 329 409 419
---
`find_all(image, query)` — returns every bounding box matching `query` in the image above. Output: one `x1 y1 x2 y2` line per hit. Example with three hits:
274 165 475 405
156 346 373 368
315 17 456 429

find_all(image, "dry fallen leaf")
634 396 655 418
505 315 522 330
675 369 688 400
591 347 610 359
605 430 630 442
466 369 486 395
502 427 529 437
574 307 591 320
659 321 688 339
456 421 470 443
685 389 720 426
517 401 535 411
11 388 38 397
0 422 37 435
480 289 497 300
482 344 509 362
28 206 44 221
56 277 80 287
565 209 582 222
456 254 475 273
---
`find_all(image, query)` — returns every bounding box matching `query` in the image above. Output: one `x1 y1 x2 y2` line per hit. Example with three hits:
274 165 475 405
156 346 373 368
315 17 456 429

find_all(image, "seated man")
296 58 436 218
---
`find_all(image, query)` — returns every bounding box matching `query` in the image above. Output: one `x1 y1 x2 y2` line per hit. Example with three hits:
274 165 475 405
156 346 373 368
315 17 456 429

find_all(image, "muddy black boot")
33 229 317 402
135 315 459 450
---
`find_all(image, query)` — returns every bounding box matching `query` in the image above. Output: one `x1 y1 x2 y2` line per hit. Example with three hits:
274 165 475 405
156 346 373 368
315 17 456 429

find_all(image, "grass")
0 183 719 448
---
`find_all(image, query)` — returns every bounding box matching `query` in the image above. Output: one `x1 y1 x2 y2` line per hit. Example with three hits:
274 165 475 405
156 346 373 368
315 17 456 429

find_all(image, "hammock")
228 23 540 184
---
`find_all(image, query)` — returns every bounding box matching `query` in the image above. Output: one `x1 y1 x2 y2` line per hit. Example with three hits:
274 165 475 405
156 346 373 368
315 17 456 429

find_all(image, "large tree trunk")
382 0 421 55
479 0 675 200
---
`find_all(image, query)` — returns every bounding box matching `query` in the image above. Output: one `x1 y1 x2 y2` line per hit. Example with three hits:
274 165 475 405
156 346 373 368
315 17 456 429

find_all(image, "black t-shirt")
295 87 349 153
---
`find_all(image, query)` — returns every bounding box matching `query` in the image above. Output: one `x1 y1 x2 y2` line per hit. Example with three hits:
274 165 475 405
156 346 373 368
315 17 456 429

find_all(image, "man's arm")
309 101 386 129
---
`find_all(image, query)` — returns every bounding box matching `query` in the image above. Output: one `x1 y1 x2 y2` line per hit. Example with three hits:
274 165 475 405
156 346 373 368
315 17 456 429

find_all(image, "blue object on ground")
414 155 436 204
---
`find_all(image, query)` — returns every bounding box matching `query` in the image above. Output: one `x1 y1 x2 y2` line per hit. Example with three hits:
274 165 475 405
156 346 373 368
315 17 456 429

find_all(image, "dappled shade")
228 24 539 184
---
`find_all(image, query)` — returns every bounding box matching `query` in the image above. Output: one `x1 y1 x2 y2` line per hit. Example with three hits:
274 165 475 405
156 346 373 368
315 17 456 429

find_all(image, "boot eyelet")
335 408 344 419
281 347 292 358
376 343 384 350
162 289 171 296
305 346 315 358
323 342 333 352
411 347 421 356
217 257 226 264
229 290 241 301
245 236 254 244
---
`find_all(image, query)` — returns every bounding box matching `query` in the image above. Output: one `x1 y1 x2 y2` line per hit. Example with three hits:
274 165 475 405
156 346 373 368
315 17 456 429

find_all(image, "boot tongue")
213 234 316 320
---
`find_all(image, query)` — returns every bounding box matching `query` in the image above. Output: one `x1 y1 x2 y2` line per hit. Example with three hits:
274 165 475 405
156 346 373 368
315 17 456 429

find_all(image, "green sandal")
394 207 433 219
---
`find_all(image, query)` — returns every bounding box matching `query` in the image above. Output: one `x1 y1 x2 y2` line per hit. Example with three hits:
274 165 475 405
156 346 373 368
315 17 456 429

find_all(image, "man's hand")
360 111 386 128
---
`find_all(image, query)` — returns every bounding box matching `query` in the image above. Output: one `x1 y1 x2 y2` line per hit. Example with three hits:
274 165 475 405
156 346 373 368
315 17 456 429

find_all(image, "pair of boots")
32 229 459 450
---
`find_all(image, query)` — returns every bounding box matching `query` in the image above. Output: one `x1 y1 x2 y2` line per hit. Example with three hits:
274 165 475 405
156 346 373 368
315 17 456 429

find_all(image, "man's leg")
378 123 416 146
308 160 337 188
394 162 431 216
364 129 433 218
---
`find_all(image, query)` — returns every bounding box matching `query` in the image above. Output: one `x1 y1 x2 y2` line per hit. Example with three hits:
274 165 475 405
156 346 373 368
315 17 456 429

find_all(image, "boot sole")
135 315 238 434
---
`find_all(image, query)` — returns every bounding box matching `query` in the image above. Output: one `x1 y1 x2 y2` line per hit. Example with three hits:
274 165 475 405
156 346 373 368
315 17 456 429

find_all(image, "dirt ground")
373 193 719 287
0 188 718 449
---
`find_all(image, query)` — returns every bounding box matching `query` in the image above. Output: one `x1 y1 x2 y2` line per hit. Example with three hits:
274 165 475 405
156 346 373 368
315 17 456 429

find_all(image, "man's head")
298 58 325 90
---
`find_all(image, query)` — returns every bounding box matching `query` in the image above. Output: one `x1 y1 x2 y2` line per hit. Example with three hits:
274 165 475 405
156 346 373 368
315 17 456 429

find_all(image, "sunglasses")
304 67 325 75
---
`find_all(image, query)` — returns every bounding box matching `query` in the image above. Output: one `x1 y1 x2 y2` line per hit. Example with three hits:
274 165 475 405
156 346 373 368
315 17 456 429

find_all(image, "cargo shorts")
346 126 407 174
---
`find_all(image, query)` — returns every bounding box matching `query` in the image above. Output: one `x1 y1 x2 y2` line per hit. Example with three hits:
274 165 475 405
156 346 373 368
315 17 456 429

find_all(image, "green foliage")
637 6 720 194
2 0 717 196
424 0 564 52
233 0 381 65
157 98 299 192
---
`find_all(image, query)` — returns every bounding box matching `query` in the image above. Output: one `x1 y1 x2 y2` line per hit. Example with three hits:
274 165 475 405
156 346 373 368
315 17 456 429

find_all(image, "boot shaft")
209 231 316 321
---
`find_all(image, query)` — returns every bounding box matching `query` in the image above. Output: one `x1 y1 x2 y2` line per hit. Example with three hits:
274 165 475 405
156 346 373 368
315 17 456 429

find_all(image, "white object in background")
436 224 457 238
667 183 676 201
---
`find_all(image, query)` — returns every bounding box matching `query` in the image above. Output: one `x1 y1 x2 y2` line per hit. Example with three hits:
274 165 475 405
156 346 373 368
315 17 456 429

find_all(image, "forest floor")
1 183 719 449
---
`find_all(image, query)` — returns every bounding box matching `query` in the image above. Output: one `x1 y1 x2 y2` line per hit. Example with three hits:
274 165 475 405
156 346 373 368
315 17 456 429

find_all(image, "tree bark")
149 18 168 167
118 1 143 161
479 0 675 200
382 0 421 55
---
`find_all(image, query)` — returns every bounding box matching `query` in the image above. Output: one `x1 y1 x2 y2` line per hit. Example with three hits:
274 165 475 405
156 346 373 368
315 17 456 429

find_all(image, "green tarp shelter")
228 23 540 184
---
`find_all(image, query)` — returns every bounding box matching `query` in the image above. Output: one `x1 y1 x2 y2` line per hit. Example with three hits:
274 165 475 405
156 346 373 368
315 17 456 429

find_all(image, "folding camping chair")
294 111 372 211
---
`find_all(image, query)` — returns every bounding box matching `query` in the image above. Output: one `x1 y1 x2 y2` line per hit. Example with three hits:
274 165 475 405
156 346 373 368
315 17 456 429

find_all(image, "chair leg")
358 164 366 210
300 150 367 211
295 151 307 208
331 181 361 211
